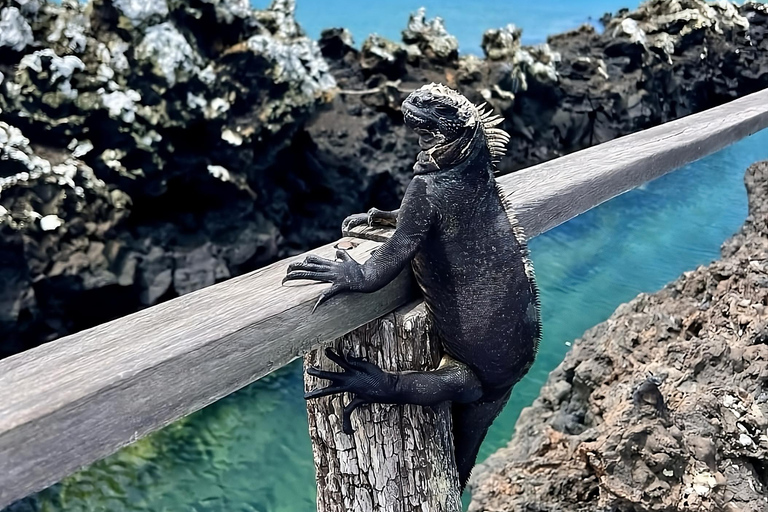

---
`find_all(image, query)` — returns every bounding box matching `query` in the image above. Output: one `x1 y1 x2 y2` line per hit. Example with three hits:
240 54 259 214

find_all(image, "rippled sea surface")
9 1 768 511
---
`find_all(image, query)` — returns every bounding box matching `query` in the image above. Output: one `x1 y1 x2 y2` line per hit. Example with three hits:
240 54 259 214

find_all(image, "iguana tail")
451 389 512 490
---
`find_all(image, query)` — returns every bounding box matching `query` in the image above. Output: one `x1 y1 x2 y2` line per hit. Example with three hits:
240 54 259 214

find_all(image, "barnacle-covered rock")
401 7 459 64
0 6 34 51
481 23 523 61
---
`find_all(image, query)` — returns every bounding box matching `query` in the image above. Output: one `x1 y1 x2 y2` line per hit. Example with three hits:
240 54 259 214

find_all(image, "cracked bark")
305 301 462 512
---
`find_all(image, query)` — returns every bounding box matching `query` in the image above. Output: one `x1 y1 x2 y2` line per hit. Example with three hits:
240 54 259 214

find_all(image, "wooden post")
304 301 462 512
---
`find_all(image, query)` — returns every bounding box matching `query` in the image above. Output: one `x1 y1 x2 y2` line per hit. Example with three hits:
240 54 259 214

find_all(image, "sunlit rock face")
468 160 768 512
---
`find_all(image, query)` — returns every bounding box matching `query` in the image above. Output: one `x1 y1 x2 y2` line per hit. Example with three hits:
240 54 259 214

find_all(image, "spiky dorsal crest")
475 103 510 169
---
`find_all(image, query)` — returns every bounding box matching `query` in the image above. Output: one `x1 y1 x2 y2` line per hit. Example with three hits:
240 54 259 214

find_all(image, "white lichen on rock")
243 0 335 97
0 6 35 52
221 128 243 146
135 22 204 87
108 40 131 73
247 34 336 96
100 88 142 123
40 214 63 231
0 121 112 230
18 49 86 99
614 18 648 46
205 97 230 119
479 24 560 98
207 164 230 181
112 0 169 27
482 24 523 61
401 7 459 61
200 0 251 24
46 3 90 53
255 0 302 39
68 138 94 158
0 122 52 182
606 0 751 60
186 92 206 110
524 44 561 84
361 34 403 64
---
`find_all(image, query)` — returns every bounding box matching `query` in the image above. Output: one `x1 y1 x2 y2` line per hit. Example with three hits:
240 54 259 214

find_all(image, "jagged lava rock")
0 0 331 353
469 160 768 511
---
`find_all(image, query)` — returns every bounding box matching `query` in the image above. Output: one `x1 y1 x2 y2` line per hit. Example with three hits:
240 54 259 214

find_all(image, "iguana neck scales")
284 82 541 489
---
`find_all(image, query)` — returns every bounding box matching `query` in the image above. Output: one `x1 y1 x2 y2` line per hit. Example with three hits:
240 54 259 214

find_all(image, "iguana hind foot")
305 348 483 434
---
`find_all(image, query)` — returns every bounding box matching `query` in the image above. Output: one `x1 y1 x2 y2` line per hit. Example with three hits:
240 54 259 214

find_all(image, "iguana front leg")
341 208 400 232
283 177 432 310
285 177 485 431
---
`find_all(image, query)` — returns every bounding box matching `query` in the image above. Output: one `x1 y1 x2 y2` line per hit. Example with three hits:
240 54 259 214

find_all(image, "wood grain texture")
1 87 768 506
305 302 461 512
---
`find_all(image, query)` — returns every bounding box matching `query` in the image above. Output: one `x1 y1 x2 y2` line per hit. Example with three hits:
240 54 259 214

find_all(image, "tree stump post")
304 301 462 512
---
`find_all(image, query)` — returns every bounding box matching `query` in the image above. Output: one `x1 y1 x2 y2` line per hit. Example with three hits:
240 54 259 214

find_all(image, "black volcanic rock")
1 0 767 356
0 0 331 352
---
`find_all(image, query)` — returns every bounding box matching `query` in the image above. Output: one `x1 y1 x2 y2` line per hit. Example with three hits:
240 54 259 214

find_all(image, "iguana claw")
282 250 363 312
341 208 398 233
304 348 394 434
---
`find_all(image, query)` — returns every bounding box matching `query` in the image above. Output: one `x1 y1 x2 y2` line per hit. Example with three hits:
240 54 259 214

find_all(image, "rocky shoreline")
1 0 767 355
469 160 768 511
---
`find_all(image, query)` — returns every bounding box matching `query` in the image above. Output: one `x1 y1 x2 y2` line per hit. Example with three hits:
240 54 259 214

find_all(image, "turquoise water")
279 0 633 53
10 1 768 511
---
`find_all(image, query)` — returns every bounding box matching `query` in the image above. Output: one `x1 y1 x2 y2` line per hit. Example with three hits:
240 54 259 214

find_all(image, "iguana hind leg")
341 207 399 232
306 348 482 434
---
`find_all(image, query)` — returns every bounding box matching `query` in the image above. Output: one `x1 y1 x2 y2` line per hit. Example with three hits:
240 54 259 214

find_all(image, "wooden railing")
1 87 768 508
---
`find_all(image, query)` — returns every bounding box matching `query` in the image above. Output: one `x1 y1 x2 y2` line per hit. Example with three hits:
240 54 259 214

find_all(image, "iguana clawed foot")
305 348 395 434
282 249 364 312
341 208 398 233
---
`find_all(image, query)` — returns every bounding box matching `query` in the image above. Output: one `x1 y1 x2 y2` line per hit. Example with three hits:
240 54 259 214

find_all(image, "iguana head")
402 83 509 175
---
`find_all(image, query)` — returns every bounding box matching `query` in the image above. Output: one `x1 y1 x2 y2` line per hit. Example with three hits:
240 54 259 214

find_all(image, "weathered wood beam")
0 238 414 508
1 86 767 508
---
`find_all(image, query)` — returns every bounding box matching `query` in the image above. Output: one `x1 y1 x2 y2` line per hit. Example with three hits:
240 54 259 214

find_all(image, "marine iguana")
283 83 541 488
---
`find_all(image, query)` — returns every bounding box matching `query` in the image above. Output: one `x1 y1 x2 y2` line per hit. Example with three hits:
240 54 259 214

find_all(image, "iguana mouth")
403 103 443 152
414 150 439 175
415 130 441 150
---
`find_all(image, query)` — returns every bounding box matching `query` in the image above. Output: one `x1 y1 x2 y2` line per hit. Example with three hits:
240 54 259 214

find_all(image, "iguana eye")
434 104 453 115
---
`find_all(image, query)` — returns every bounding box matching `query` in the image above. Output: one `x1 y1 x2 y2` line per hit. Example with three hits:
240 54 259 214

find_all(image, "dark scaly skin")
284 83 541 489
